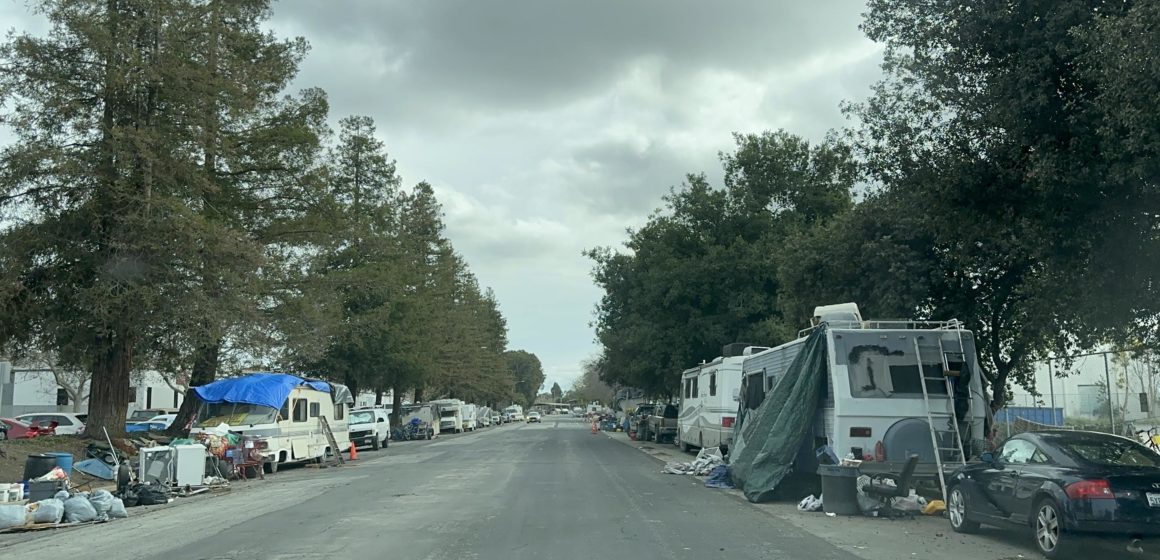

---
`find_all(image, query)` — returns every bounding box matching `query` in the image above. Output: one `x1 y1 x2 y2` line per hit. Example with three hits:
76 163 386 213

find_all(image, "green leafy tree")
550 382 562 401
504 350 545 407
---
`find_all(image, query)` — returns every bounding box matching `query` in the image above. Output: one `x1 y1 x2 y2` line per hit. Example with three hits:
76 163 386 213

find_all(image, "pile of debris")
663 447 725 476
0 486 129 533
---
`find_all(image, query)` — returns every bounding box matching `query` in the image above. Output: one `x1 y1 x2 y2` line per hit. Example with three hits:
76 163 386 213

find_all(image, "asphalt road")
2 417 858 560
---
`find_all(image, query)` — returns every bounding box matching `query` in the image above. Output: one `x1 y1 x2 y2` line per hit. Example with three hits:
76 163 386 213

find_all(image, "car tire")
947 486 980 533
1033 497 1068 559
382 436 389 449
371 437 380 450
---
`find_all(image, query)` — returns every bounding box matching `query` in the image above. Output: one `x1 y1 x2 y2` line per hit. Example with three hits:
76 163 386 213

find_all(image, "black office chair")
861 454 920 513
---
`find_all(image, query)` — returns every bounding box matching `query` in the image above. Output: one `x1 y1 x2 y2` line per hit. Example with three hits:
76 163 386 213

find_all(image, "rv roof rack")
797 318 966 338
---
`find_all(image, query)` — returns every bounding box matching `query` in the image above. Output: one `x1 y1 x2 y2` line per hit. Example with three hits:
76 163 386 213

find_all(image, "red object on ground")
348 442 358 461
0 418 41 439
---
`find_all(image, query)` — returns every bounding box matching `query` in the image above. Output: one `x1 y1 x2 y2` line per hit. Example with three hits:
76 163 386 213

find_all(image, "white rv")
502 404 524 422
677 346 766 453
739 303 988 470
430 399 465 434
191 373 354 474
460 403 478 432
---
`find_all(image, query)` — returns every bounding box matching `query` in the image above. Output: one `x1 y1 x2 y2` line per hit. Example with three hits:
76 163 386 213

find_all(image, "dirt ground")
0 436 92 484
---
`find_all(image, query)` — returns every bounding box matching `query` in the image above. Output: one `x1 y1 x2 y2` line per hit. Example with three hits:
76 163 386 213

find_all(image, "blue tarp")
193 373 332 410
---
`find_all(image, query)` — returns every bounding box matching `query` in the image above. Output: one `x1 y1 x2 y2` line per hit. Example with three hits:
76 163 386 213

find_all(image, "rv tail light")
874 441 886 462
721 416 735 428
849 427 872 438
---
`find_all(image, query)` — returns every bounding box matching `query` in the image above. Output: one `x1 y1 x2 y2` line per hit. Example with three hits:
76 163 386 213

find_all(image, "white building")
0 361 185 418
1006 349 1157 426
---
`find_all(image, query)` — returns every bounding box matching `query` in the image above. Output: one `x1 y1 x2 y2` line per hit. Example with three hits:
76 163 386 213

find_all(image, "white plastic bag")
87 489 114 521
29 498 65 524
797 494 824 512
107 498 128 519
0 504 28 529
33 467 68 482
63 494 97 523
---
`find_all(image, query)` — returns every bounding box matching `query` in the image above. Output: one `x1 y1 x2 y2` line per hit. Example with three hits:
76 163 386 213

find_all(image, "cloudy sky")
2 0 884 393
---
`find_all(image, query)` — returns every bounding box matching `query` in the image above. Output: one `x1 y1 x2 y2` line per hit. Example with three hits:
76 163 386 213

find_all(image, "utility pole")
1104 353 1115 434
1048 359 1056 425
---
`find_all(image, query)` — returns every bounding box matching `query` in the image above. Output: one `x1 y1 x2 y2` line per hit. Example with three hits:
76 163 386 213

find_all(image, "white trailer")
677 346 766 453
739 303 988 471
460 403 478 431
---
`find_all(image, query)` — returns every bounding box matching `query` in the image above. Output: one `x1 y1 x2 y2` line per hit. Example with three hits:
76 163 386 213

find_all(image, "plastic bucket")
45 452 74 475
23 454 56 481
817 465 861 515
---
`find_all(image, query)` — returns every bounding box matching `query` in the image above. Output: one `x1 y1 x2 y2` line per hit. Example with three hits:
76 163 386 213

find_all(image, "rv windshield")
440 410 458 418
196 402 278 427
833 332 957 398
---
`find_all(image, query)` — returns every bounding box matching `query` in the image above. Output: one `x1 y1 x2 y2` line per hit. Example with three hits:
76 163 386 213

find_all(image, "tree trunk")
375 387 383 405
390 385 403 427
166 342 219 436
83 334 134 439
414 385 425 403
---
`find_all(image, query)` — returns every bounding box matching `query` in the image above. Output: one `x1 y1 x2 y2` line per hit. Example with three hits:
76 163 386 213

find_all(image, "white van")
191 373 353 474
676 348 763 453
739 303 988 472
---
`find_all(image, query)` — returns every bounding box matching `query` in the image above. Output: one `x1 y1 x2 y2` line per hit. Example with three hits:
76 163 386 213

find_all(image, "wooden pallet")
0 519 105 534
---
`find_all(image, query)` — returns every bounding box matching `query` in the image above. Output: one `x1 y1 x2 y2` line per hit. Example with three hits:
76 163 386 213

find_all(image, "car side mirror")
980 452 994 464
378 418 386 423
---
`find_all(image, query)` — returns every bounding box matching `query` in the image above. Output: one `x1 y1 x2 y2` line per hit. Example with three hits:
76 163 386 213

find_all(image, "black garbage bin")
817 465 861 515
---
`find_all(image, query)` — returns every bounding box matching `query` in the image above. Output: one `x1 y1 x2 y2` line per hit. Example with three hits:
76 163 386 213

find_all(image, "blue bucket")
44 452 74 476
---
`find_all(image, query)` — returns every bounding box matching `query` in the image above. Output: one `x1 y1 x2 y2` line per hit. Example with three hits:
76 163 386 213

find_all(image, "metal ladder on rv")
914 337 968 500
318 416 346 468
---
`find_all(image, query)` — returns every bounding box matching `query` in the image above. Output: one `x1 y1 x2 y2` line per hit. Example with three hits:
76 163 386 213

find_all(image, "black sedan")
947 430 1160 558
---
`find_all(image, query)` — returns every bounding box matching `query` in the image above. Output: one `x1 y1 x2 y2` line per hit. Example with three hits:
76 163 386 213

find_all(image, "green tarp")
728 328 828 503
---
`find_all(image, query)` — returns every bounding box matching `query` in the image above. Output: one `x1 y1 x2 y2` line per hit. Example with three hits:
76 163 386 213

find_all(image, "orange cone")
348 443 358 460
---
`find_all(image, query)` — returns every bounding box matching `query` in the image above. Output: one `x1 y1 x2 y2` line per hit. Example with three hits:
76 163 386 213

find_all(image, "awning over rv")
729 328 828 503
194 373 334 410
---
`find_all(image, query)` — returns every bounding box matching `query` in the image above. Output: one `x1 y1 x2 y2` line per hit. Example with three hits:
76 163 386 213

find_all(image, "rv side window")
309 402 320 418
334 403 344 420
692 377 699 397
683 380 690 399
279 400 290 421
292 399 307 422
709 373 717 396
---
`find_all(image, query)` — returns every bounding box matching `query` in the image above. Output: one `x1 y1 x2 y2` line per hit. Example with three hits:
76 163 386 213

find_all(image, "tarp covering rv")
728 329 828 503
194 373 352 409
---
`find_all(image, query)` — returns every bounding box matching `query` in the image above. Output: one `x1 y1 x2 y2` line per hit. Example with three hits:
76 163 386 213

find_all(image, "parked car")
645 404 679 444
0 418 53 439
527 411 542 423
127 407 178 422
947 430 1160 558
15 412 87 435
349 408 390 450
125 421 167 433
146 413 176 428
491 413 502 425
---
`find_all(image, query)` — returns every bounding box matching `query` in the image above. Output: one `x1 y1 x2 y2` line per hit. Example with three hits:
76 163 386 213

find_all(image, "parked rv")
502 404 524 422
738 303 988 475
430 399 465 434
461 403 478 432
676 345 763 453
191 373 354 474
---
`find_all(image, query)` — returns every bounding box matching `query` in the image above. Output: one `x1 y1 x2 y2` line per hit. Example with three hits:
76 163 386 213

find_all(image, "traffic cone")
348 443 358 461
591 422 598 434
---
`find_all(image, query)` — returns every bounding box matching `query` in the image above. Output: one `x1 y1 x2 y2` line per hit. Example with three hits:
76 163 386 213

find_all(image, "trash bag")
107 499 128 519
63 494 98 523
892 493 925 514
797 494 823 512
88 489 115 521
53 490 70 501
136 484 170 506
0 504 29 529
704 465 734 489
29 498 65 524
855 475 881 514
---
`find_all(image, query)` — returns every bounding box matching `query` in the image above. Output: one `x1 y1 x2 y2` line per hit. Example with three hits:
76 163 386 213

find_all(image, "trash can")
817 465 861 515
